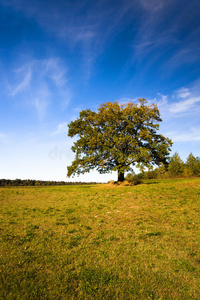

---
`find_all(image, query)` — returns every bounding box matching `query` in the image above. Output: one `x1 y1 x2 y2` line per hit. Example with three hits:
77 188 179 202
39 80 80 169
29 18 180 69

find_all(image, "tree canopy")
67 99 172 181
168 152 184 177
186 152 200 176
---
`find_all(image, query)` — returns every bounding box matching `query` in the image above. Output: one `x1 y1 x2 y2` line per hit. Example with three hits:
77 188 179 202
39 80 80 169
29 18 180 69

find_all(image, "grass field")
0 178 200 299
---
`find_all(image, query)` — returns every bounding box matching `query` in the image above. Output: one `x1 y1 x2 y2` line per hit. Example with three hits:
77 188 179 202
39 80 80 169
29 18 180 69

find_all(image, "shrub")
125 173 135 182
125 173 142 185
145 170 158 179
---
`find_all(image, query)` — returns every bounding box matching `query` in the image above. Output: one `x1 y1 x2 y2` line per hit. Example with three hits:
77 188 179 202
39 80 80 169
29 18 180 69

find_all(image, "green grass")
0 178 200 299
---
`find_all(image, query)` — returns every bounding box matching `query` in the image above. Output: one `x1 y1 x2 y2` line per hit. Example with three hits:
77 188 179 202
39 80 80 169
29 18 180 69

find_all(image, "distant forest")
0 179 98 187
1 152 199 186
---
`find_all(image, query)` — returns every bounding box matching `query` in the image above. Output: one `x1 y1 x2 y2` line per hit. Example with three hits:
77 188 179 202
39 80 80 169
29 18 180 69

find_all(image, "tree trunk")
118 171 125 182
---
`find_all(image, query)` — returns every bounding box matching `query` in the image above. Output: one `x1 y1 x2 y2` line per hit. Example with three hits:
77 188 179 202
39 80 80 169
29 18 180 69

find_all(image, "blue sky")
0 0 200 182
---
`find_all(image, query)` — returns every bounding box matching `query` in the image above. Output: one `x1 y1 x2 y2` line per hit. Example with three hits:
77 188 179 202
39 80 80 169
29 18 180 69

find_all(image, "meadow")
0 178 200 299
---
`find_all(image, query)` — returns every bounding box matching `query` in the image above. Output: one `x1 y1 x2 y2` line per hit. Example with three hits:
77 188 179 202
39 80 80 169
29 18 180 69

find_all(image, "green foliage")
125 173 142 185
67 99 172 181
145 169 158 179
156 163 168 178
168 152 185 177
185 153 200 176
125 173 135 182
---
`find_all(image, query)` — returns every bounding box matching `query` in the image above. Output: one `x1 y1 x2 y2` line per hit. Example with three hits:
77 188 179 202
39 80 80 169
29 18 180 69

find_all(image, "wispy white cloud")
9 57 71 118
59 25 96 45
2 0 200 82
166 128 200 142
138 0 171 12
133 1 174 61
164 45 200 72
176 87 191 99
118 97 137 105
52 122 68 135
119 90 200 117
151 84 200 116
132 0 200 78
11 69 31 96
33 98 49 119
169 97 200 113
147 84 200 145
0 0 138 81
45 58 68 87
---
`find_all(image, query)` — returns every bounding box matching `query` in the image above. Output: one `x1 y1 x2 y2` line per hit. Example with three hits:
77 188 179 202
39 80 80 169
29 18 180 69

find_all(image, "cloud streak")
167 128 200 142
52 122 68 135
0 0 139 80
151 83 200 116
145 83 200 146
9 57 71 117
169 97 200 113
11 69 31 96
139 0 172 12
2 0 200 82
176 87 191 99
131 0 200 80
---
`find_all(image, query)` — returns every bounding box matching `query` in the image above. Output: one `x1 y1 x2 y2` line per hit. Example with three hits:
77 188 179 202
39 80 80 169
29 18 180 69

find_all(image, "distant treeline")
135 152 200 180
122 152 200 184
1 152 199 186
0 179 98 187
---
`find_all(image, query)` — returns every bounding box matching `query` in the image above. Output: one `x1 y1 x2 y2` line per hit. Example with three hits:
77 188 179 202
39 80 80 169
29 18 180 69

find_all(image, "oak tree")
67 99 172 181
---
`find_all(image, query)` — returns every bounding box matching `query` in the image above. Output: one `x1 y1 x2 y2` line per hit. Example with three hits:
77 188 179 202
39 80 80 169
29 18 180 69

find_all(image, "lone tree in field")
67 99 172 181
